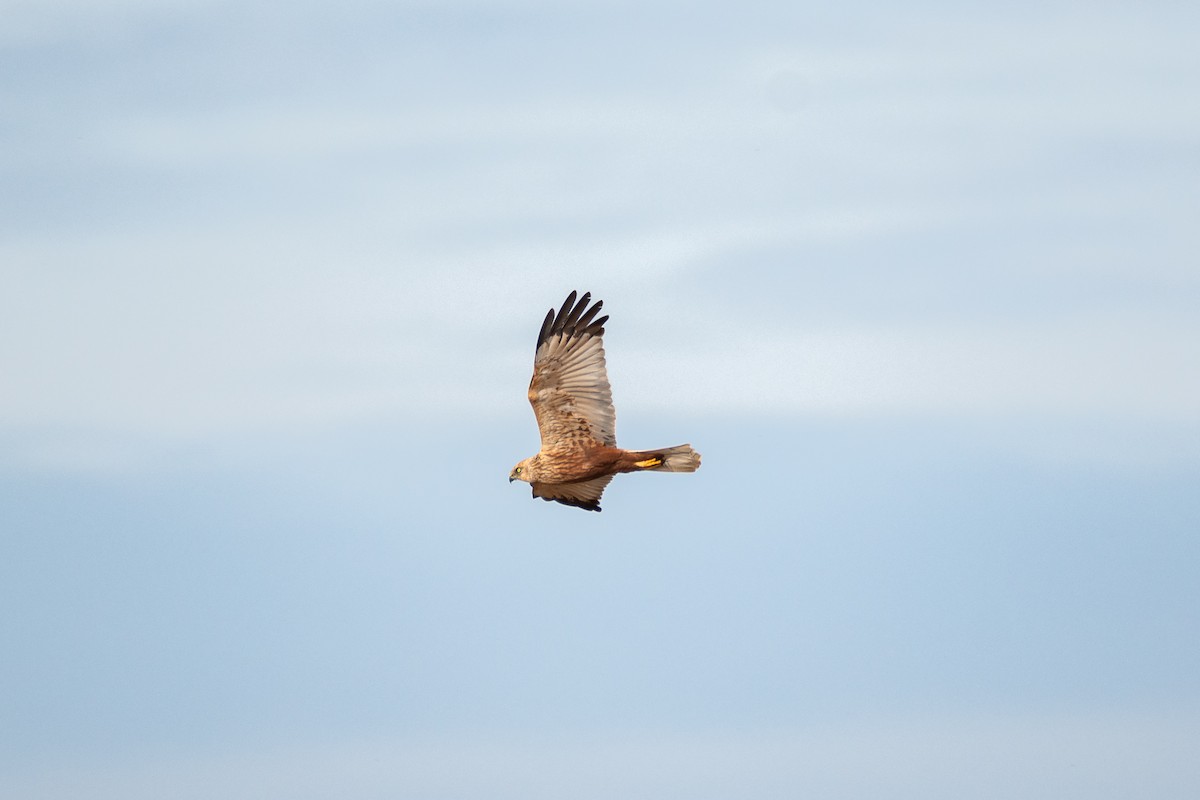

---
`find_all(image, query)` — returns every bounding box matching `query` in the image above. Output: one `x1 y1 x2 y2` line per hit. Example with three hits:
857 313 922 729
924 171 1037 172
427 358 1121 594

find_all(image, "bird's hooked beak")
508 476 515 483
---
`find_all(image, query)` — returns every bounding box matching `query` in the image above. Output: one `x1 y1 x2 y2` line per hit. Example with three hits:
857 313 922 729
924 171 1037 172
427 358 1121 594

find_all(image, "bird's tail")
622 444 702 473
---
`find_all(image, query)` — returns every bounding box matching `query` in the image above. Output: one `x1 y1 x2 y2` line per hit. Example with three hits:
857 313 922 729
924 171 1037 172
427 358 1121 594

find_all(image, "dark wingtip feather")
561 291 591 333
573 299 603 332
536 308 555 348
536 290 607 348
556 291 578 324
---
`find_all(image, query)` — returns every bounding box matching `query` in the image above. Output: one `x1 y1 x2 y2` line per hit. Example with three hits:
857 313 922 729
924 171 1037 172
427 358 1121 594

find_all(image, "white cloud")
618 310 1200 421
2 213 1197 469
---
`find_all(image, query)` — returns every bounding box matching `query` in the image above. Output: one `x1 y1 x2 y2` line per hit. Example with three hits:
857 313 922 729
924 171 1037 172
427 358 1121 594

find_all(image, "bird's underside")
509 290 701 511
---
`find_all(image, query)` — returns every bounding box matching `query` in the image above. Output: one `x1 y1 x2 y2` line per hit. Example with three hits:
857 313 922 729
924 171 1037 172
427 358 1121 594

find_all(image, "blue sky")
3 1 1199 797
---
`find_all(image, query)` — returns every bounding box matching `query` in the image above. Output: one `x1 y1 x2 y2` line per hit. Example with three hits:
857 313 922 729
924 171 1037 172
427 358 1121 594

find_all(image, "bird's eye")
515 467 522 474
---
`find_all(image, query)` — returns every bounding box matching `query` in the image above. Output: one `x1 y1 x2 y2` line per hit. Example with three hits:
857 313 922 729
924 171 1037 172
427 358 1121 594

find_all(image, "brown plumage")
508 290 701 511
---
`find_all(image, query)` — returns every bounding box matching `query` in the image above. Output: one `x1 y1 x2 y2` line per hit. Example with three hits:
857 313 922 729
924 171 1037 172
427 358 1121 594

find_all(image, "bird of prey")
509 290 701 512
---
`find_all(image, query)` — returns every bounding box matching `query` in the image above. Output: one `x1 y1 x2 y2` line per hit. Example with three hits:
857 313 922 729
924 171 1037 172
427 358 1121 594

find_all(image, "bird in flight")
509 290 701 511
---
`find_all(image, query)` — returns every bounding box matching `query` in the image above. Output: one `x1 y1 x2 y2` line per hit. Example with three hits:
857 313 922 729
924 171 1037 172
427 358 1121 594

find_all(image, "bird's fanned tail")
624 444 701 473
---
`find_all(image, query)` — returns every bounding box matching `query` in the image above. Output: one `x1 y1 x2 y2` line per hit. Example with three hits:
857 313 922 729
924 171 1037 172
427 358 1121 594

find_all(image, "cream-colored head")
509 457 537 484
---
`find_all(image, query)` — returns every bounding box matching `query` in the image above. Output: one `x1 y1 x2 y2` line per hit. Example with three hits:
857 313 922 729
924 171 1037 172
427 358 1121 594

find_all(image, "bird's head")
509 457 538 484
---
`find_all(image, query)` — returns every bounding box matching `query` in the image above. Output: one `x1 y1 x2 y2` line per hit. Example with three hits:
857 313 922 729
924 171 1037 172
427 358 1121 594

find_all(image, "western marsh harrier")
509 291 701 511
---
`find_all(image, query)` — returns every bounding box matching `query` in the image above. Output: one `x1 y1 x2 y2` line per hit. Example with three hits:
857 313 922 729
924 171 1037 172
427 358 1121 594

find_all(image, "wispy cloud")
621 309 1200 419
2 1 1197 466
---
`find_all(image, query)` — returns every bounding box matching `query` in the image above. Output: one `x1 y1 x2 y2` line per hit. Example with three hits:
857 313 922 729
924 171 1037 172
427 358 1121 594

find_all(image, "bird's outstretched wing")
528 290 615 450
531 475 614 512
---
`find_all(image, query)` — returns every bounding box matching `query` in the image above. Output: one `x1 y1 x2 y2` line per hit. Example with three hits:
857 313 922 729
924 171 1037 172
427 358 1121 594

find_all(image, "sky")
2 1 1199 797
